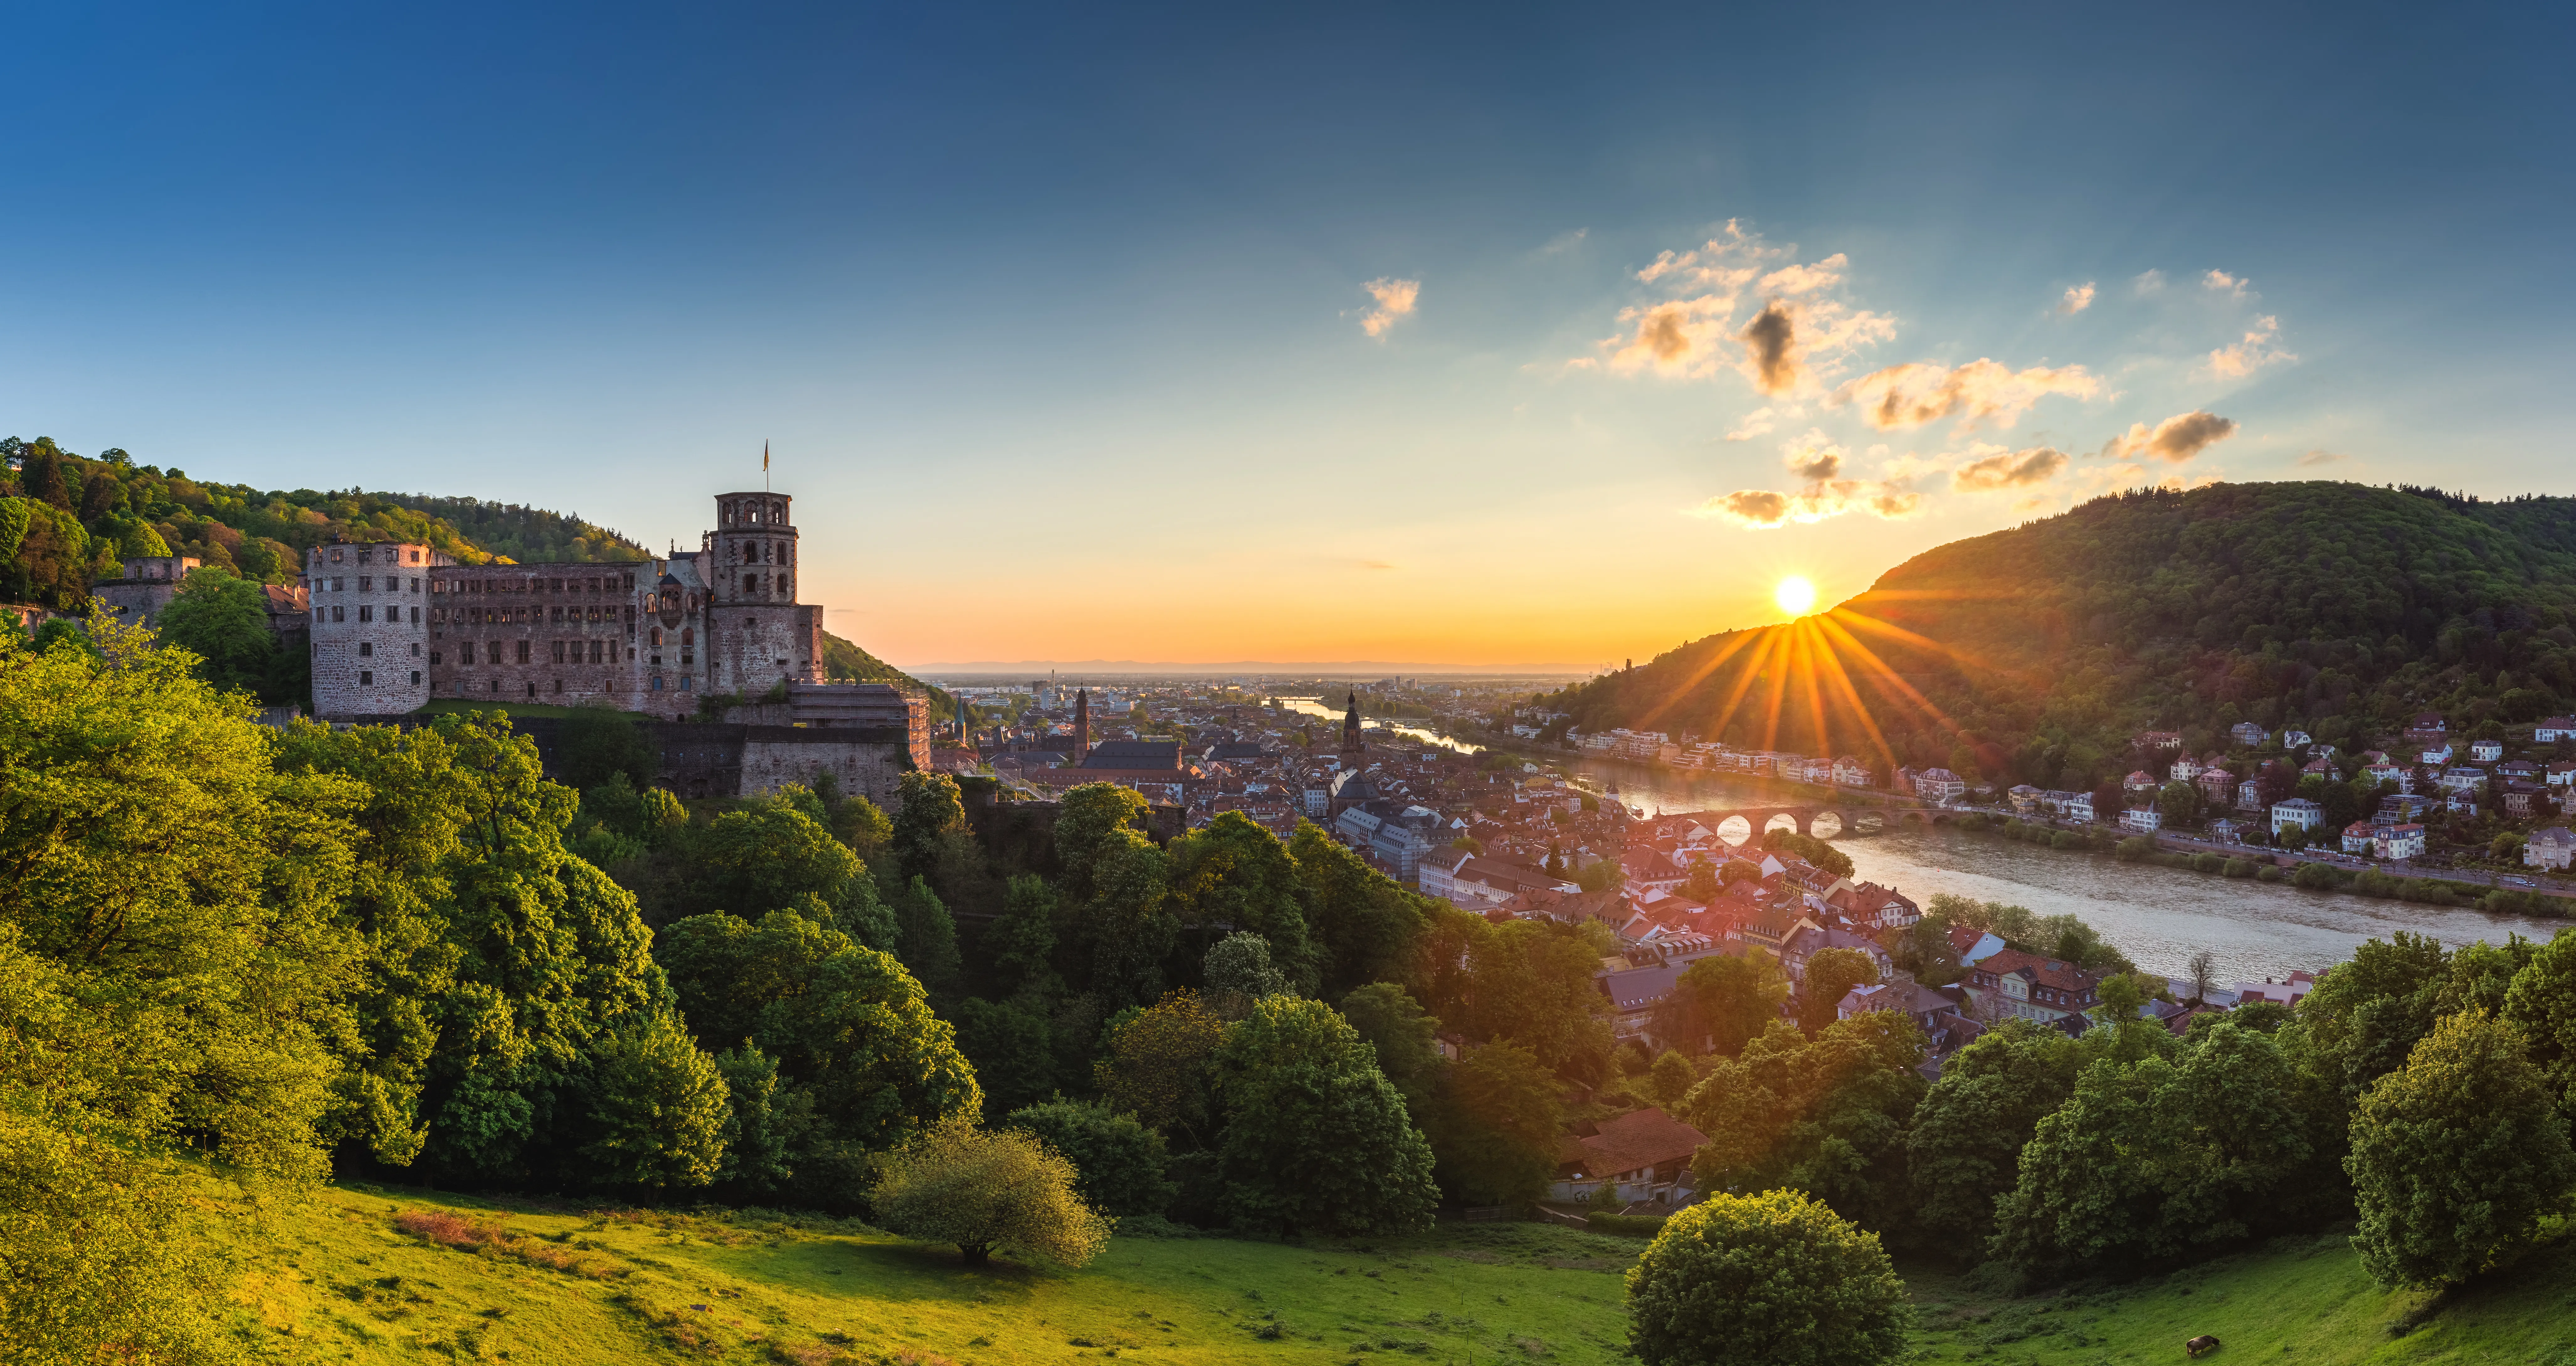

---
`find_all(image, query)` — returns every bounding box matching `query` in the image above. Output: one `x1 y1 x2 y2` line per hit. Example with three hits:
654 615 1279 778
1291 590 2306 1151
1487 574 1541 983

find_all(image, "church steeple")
1340 690 1364 757
1075 688 1091 764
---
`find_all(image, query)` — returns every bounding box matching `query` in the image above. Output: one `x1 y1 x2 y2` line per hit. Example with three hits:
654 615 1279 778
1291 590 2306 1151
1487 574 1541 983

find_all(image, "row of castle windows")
317 547 426 566
429 676 680 694
739 573 789 596
351 671 422 686
437 605 635 625
436 574 637 595
733 539 793 564
350 642 422 658
723 500 788 527
432 641 632 666
315 606 423 624
317 577 419 593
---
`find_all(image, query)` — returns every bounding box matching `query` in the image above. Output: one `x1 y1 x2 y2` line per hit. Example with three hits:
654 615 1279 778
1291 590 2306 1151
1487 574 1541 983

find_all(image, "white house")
2374 823 2426 861
2120 806 2162 834
2528 827 2576 872
2271 797 2325 837
2536 716 2576 743
2340 821 2376 855
2471 739 2505 762
1915 768 1967 803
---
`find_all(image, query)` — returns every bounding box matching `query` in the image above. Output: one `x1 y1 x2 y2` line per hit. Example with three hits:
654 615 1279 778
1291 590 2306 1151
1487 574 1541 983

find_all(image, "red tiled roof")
1559 1106 1708 1178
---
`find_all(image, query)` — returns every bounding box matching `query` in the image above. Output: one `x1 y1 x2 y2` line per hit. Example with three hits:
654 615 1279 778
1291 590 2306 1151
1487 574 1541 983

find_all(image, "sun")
1775 575 1818 617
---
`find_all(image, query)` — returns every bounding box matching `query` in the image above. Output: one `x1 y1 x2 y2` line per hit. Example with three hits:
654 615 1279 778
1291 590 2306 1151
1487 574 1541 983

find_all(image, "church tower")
1075 688 1090 764
1341 690 1364 757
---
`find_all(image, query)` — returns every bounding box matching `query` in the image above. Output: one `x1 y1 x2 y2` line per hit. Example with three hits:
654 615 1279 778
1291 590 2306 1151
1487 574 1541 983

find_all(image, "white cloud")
2059 282 2096 315
1758 252 1847 295
1951 445 2070 492
1724 404 1801 442
2203 269 2251 299
1691 430 1921 528
1596 223 1889 394
1834 358 2102 431
2297 448 2344 467
2205 314 2294 378
2132 269 2166 295
1541 228 1588 254
1359 277 1420 338
2101 410 2239 463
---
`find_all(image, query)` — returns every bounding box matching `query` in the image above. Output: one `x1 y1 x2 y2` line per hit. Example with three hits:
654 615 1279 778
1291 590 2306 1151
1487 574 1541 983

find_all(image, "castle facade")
298 489 927 801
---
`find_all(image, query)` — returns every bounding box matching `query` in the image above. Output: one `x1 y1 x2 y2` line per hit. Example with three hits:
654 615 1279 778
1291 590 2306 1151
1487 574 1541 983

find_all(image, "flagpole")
764 439 770 493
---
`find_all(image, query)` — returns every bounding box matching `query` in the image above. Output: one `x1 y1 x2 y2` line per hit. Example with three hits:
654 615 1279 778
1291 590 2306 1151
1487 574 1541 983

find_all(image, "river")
1552 756 2563 984
1273 696 1482 753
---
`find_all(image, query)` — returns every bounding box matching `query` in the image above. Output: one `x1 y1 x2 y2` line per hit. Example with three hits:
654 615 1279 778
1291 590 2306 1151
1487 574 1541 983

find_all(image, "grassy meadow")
224 1184 2576 1365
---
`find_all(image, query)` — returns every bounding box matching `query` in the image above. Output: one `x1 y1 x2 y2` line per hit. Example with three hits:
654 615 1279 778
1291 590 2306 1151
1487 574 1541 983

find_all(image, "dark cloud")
1740 302 1798 395
2103 410 2238 463
1707 489 1792 526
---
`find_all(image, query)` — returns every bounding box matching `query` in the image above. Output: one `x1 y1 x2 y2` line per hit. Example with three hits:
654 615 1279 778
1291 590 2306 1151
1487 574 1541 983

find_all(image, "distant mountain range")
1546 481 2576 791
912 660 1594 676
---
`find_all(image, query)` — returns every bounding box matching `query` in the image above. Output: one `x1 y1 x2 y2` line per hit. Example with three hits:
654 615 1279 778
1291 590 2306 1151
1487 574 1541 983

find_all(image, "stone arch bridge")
1653 804 1933 843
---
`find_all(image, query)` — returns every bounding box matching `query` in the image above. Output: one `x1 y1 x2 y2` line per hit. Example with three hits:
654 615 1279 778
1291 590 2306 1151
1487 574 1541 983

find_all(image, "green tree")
153 566 283 700
1990 1022 2340 1274
1650 951 1790 1057
1623 1189 1911 1366
2156 780 2203 827
2347 1010 2576 1289
1685 1015 1926 1232
553 701 660 790
1005 1099 1178 1219
694 795 894 947
1906 1020 2106 1253
1681 860 1721 902
949 996 1058 1120
1290 821 1430 999
1214 995 1437 1236
982 873 1061 994
2502 927 2576 1122
1798 947 1879 1035
1169 811 1318 987
1096 989 1227 1142
579 1010 729 1191
1649 1050 1698 1109
892 874 961 995
2291 930 2453 1104
1338 982 1446 1115
1426 1041 1564 1207
1202 930 1288 1018
870 1115 1111 1267
889 769 967 883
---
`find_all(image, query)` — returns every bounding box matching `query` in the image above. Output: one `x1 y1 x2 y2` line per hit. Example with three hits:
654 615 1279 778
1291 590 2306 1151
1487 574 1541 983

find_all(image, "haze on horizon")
6 3 2569 671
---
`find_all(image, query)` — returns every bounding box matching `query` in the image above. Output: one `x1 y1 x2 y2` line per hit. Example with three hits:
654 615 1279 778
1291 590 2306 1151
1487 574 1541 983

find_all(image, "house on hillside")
2536 716 2576 743
2341 821 2376 855
2404 712 2448 743
1964 949 2105 1025
1552 1107 1709 1205
2230 721 2267 747
2119 807 2162 834
1915 768 1967 803
2271 797 2324 837
2375 823 2426 861
2472 739 2505 763
2124 770 2160 799
2528 827 2576 872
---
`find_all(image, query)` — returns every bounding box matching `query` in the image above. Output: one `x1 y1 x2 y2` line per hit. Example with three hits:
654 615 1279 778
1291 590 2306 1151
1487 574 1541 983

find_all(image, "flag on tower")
763 440 769 473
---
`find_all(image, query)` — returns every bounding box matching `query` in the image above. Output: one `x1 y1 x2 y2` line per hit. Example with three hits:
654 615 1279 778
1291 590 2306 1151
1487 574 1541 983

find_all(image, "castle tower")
1341 690 1364 757
307 539 439 717
1075 688 1090 764
705 491 821 696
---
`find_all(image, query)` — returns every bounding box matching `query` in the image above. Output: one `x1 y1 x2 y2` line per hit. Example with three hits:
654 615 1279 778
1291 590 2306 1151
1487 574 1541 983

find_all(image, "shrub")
2257 865 2285 882
2049 830 2081 851
2114 837 2156 862
870 1115 1111 1267
2223 858 2257 878
2291 860 2345 891
2191 854 2225 874
1589 1211 1670 1238
1624 1189 1910 1366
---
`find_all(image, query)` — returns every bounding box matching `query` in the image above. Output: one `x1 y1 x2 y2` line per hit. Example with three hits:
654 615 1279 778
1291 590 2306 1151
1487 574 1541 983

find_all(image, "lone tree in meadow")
1624 1189 1911 1366
2346 1010 2576 1289
869 1115 1111 1268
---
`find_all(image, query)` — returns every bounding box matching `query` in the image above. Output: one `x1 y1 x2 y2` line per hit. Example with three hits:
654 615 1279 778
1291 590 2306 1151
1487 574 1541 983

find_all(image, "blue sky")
5 3 2570 668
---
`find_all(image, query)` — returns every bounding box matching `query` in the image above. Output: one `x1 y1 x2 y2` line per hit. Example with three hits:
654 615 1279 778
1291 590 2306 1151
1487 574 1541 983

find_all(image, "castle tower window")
411 606 420 624
358 549 372 566
410 642 420 657
409 578 419 592
331 549 344 564
332 606 345 622
358 576 372 591
359 670 372 685
411 671 421 685
409 551 420 564
516 641 531 664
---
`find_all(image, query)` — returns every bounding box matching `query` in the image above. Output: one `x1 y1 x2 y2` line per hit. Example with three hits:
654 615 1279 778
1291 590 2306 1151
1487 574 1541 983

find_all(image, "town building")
2270 797 2324 837
1964 949 2104 1024
2528 827 2576 872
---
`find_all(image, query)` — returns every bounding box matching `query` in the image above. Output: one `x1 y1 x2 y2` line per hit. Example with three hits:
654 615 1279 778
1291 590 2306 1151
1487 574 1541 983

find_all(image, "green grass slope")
229 1185 2576 1365
245 1183 1638 1364
1905 1229 2576 1365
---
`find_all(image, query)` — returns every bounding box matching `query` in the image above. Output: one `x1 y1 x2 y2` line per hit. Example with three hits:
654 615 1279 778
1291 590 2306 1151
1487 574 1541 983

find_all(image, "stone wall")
309 542 438 717
428 565 662 712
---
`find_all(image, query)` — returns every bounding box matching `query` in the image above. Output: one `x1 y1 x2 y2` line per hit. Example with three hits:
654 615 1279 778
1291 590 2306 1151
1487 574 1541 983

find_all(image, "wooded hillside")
1547 482 2576 790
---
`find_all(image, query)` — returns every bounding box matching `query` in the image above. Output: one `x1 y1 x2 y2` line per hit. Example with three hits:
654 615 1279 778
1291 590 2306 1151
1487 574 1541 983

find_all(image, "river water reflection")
1557 757 2561 982
1273 696 1481 752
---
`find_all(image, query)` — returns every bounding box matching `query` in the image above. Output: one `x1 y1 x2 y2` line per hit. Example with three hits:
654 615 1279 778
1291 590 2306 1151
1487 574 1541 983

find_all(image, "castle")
101 489 928 803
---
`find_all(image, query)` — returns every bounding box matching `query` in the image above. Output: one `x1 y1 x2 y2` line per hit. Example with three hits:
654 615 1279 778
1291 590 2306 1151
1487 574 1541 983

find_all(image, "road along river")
1555 757 2563 984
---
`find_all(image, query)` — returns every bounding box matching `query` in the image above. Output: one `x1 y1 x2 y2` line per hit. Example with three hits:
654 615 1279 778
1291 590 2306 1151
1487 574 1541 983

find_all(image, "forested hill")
1544 481 2576 792
0 434 647 607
